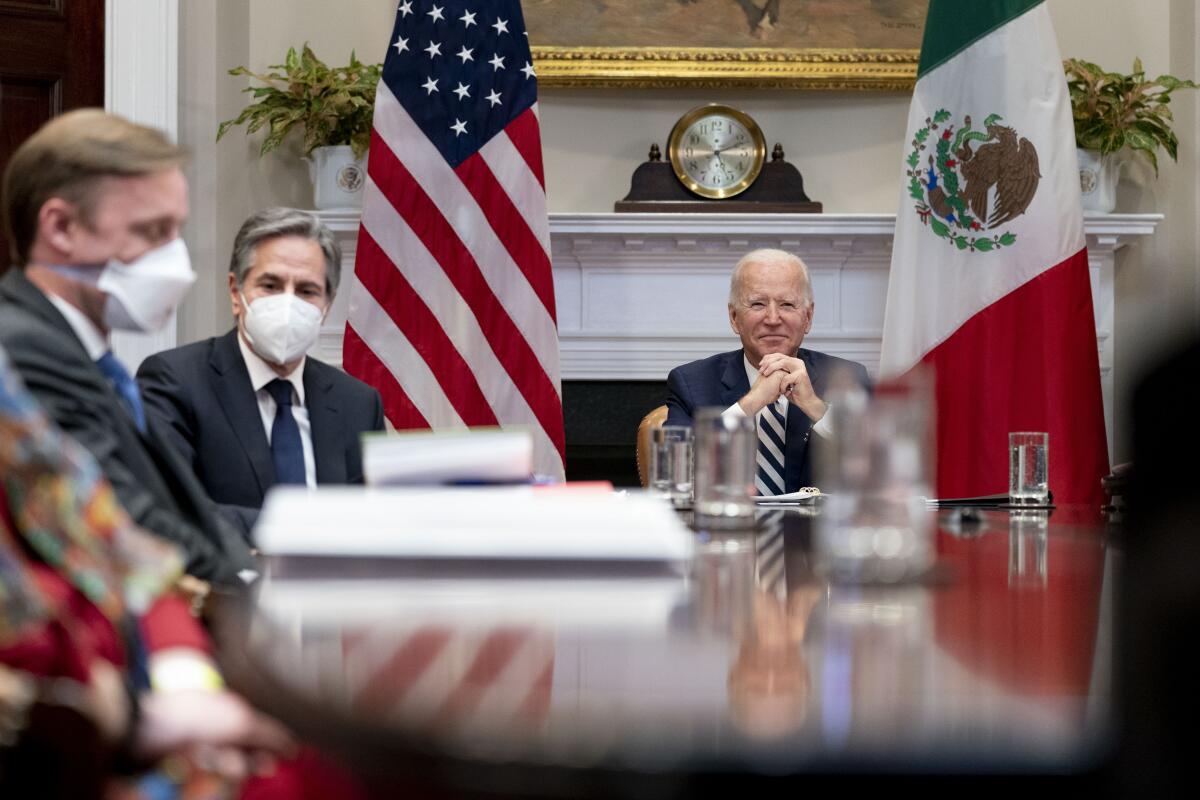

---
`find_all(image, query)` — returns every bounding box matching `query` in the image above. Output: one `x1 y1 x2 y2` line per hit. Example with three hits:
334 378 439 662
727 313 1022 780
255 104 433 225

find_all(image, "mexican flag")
881 0 1108 505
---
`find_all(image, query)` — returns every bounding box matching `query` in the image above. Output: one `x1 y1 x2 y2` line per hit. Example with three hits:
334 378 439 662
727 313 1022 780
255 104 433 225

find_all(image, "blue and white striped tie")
756 401 787 496
755 509 787 599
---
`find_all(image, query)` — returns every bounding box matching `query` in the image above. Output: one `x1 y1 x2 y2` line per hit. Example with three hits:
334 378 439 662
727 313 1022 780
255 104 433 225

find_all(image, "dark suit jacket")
665 347 870 492
0 270 256 585
136 329 385 529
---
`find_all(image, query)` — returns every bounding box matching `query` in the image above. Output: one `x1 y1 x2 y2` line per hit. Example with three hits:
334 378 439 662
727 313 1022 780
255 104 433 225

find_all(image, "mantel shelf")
314 209 1162 459
315 209 1163 239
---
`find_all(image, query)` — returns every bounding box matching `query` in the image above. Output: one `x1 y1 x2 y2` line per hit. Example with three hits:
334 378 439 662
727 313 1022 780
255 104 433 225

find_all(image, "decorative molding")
531 46 917 90
105 0 179 370
314 210 1161 459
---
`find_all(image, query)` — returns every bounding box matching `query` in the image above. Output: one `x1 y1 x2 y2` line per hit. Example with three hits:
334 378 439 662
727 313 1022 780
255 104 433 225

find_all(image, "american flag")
342 625 555 732
344 0 565 479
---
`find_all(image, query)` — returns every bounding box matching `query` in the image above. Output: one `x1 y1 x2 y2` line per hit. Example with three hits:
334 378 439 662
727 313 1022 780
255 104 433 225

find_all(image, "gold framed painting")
526 0 928 90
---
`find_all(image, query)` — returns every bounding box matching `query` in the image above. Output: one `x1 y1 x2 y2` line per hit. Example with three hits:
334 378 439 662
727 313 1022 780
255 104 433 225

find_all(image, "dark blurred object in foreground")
1101 462 1131 508
1122 335 1200 795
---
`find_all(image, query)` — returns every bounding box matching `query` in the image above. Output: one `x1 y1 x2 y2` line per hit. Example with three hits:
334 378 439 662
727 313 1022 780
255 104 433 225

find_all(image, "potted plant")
1064 57 1197 212
217 44 380 209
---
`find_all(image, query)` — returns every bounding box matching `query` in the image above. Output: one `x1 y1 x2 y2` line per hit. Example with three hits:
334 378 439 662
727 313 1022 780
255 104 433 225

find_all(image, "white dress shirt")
722 353 834 439
237 334 317 488
45 292 108 360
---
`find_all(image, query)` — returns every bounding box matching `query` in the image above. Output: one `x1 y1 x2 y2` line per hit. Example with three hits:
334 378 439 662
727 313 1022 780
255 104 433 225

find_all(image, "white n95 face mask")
46 238 197 332
99 238 196 332
240 291 324 365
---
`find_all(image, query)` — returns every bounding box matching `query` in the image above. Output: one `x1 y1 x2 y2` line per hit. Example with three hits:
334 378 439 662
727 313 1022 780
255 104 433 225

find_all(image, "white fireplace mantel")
315 211 1161 457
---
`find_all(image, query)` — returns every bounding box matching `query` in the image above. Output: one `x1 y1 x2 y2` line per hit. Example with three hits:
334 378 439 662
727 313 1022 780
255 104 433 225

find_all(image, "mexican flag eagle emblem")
907 110 1041 253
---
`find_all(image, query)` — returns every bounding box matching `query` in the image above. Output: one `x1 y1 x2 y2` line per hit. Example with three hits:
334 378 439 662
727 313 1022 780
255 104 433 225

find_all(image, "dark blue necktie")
95 350 146 433
265 378 306 485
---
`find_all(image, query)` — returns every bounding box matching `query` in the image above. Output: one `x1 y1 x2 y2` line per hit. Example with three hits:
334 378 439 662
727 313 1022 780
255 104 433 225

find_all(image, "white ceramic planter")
307 145 366 210
1077 148 1120 213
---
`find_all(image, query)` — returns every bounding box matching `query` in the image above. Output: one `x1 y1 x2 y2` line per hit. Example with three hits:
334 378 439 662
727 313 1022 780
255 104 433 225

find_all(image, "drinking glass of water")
649 425 693 507
693 408 757 528
1008 432 1049 505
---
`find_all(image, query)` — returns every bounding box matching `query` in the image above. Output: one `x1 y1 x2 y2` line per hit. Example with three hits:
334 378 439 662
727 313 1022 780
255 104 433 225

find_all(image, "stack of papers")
362 428 533 486
255 486 694 569
254 487 695 629
255 575 689 630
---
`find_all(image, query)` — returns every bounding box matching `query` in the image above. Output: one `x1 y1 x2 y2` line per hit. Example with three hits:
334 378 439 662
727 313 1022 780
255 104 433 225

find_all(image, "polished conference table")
217 504 1115 795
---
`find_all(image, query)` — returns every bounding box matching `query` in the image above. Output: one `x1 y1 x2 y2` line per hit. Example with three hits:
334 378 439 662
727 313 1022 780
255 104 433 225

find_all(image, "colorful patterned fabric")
0 511 44 644
0 345 182 643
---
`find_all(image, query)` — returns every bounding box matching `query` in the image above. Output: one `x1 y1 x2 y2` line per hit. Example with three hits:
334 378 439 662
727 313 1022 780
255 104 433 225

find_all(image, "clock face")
668 105 766 199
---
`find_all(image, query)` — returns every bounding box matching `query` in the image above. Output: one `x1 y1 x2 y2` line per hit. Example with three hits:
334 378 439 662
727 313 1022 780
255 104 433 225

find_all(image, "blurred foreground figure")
1123 335 1200 795
0 345 293 798
0 110 254 585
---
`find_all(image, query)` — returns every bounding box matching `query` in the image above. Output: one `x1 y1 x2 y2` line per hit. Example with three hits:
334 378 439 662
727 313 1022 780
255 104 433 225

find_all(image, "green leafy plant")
1064 57 1198 174
217 44 381 159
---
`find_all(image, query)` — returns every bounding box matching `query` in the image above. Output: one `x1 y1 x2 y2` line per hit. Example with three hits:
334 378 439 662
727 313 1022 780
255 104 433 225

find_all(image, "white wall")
178 0 1200 459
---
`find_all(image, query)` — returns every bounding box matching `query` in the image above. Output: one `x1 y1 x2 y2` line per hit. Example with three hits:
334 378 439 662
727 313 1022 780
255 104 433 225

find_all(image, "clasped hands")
738 353 827 422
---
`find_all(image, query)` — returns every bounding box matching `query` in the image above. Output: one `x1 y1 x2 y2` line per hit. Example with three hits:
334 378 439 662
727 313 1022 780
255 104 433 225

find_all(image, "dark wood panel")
0 0 64 20
0 77 60 156
0 0 102 267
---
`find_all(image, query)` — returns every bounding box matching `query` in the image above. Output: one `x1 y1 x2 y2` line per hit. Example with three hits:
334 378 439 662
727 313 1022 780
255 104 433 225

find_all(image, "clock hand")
712 150 736 180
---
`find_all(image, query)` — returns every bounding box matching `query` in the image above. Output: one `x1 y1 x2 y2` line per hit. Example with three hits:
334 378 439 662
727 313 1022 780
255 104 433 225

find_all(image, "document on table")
256 575 689 630
255 485 694 570
362 427 533 485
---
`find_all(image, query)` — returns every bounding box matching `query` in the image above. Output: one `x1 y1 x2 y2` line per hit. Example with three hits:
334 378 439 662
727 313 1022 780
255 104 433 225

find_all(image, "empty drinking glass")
693 408 757 529
815 367 936 583
649 425 694 507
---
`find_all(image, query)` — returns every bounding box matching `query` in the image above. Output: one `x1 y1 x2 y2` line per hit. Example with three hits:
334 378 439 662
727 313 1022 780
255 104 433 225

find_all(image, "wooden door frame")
105 0 180 365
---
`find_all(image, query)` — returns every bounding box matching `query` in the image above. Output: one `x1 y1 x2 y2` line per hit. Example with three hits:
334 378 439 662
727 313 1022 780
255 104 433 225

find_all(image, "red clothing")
0 559 126 682
0 525 211 683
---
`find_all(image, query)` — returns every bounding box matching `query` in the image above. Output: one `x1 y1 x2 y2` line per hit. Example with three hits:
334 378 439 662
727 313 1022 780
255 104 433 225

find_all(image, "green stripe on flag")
917 0 1044 79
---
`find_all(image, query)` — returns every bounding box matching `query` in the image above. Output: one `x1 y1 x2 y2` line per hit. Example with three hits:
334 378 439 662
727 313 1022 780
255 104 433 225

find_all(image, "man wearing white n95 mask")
137 207 385 539
0 109 255 586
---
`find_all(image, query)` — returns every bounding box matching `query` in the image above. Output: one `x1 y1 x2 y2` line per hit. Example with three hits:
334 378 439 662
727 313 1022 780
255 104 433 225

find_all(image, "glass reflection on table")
234 506 1112 776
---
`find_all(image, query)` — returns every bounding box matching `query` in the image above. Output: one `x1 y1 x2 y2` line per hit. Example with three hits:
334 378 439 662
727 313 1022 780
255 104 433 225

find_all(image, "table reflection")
727 584 821 739
1009 509 1050 586
229 506 1112 775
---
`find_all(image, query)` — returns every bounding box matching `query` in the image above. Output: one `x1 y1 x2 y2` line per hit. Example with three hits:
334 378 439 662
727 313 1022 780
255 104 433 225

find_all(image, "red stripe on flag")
431 629 526 724
920 248 1108 505
353 230 500 427
340 630 369 658
351 627 454 714
455 152 557 321
367 132 565 461
343 323 431 430
934 523 1105 695
504 108 545 189
518 660 554 720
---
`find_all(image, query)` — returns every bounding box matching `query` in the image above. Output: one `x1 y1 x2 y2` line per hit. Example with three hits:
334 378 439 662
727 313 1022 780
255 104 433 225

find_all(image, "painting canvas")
525 0 929 89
